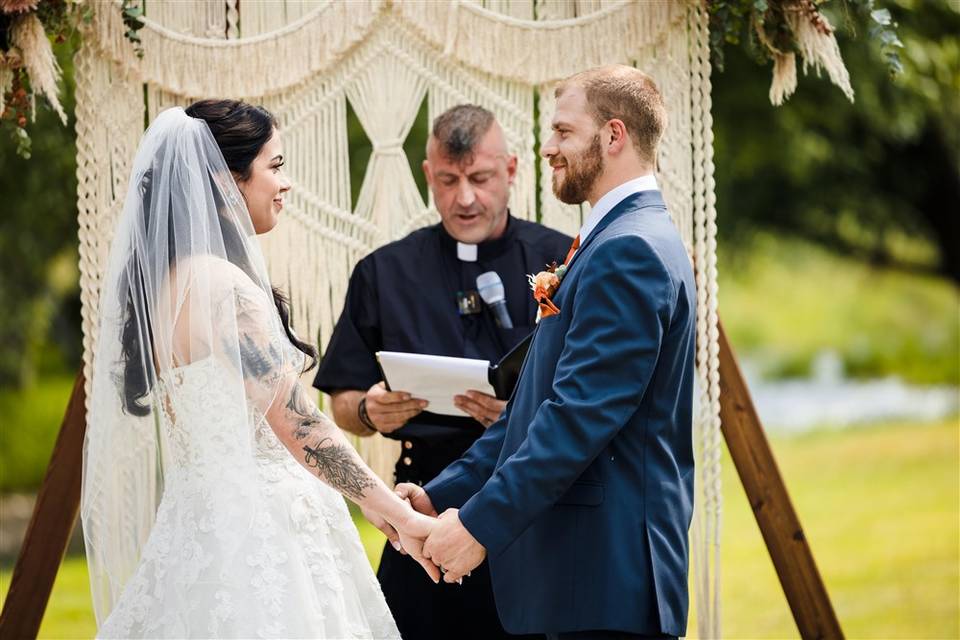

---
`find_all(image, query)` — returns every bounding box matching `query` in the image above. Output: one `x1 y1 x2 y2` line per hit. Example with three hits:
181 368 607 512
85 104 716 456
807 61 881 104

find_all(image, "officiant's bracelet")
357 396 378 433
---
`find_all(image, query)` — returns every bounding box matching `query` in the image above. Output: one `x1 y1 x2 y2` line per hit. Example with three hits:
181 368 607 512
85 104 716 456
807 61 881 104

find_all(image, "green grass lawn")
0 374 76 491
2 419 956 639
718 235 959 384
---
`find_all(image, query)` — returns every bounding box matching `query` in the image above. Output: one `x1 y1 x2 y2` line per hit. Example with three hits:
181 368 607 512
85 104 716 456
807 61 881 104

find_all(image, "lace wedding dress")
84 107 402 638
97 291 399 639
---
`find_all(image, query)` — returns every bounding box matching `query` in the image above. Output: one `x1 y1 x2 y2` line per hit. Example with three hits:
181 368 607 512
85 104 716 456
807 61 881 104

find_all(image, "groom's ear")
604 119 629 157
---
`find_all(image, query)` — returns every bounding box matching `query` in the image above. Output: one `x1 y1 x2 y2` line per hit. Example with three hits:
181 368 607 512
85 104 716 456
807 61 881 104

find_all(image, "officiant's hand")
365 381 429 433
454 390 505 428
422 509 486 584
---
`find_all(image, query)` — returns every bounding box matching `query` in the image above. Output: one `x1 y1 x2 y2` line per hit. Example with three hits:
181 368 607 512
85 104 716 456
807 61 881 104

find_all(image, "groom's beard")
551 134 604 205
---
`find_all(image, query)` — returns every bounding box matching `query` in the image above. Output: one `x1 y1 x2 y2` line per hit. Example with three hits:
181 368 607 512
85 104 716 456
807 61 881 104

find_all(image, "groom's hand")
422 509 486 584
395 483 438 518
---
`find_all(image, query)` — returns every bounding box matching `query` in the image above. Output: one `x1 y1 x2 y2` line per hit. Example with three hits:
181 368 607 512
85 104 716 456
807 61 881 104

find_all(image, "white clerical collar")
578 174 659 243
457 242 478 262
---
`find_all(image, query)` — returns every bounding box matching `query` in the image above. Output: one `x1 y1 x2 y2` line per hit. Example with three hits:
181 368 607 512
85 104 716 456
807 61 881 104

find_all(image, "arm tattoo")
228 286 376 500
230 286 285 387
302 437 377 500
291 387 377 500
286 384 325 440
238 333 284 383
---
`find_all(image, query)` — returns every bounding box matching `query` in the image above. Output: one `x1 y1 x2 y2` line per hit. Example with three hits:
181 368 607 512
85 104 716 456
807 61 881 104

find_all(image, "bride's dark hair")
120 99 317 416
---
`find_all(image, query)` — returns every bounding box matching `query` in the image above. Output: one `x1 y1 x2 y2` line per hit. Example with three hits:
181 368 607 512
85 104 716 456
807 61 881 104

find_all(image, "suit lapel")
564 190 666 272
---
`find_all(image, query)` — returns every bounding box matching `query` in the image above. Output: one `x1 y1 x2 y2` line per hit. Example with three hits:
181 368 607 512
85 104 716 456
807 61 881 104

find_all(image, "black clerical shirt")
314 214 571 461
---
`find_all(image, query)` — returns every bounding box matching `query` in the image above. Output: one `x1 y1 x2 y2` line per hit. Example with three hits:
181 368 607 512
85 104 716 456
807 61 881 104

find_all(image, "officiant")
313 104 570 639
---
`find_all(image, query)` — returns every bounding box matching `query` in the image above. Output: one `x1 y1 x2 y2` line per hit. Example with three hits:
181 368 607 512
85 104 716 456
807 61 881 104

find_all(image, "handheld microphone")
476 271 513 329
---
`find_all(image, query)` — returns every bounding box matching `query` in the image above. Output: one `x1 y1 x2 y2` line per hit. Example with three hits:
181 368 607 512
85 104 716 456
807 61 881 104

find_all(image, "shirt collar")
578 174 659 242
439 211 516 262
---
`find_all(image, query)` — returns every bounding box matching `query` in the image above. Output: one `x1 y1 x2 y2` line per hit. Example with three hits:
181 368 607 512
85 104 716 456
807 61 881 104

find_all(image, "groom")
400 65 696 639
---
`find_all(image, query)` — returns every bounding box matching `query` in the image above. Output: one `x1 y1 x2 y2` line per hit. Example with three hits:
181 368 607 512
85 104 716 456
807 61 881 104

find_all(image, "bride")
81 101 437 638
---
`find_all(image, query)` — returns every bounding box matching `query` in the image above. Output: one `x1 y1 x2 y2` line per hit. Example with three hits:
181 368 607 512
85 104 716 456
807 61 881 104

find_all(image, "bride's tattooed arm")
286 386 376 500
222 288 377 500
227 282 439 581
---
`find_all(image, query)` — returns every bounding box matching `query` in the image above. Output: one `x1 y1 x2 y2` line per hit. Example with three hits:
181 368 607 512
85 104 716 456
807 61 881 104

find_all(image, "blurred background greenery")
0 0 957 637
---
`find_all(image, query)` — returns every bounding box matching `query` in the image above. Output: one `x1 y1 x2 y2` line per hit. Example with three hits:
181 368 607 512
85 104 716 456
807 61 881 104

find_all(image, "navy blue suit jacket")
425 191 696 636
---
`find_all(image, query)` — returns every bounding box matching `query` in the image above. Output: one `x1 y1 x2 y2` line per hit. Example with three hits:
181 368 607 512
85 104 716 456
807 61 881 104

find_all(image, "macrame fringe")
396 0 686 84
76 9 728 631
87 0 383 97
89 1 690 93
688 3 723 638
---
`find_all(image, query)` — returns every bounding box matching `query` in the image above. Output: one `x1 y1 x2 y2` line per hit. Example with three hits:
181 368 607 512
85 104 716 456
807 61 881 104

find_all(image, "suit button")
403 441 413 450
402 456 412 466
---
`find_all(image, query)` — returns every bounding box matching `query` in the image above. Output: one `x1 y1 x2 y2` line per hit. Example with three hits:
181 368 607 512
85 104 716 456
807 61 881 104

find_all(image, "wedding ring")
440 566 448 574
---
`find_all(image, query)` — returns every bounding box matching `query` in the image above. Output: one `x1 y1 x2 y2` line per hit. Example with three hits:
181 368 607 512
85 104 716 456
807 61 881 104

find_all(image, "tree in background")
0 37 78 387
711 0 959 282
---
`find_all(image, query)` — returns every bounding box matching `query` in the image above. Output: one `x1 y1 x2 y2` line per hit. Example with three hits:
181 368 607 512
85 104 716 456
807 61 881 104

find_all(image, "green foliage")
120 0 145 58
0 375 75 491
712 0 960 282
867 6 905 75
5 420 956 638
720 235 959 383
0 38 80 387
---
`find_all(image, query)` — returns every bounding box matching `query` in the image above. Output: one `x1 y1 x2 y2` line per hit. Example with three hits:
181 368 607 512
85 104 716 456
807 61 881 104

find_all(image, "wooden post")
0 371 86 640
718 320 844 639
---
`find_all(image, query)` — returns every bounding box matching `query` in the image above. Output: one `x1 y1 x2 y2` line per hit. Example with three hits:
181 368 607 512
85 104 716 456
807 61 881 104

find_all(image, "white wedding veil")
81 107 299 625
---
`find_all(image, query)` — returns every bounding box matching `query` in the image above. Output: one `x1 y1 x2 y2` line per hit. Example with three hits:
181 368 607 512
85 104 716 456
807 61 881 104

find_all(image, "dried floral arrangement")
707 0 902 104
0 0 142 158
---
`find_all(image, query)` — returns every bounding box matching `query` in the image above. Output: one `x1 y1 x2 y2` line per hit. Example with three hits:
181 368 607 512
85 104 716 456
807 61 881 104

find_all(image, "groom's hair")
556 65 667 167
430 104 497 164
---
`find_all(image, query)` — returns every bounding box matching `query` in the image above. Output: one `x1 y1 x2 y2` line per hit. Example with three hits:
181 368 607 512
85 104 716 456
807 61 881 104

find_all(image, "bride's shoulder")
175 255 264 294
170 255 273 319
175 254 245 279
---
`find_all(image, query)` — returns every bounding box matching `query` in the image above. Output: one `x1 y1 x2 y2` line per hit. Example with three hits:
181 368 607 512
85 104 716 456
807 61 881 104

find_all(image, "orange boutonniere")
528 262 568 321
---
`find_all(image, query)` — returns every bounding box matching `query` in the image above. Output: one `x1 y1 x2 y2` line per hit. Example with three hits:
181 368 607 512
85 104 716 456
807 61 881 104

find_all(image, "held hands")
364 381 429 433
422 509 486 583
364 485 485 584
363 484 437 551
394 486 486 583
380 501 442 584
454 390 505 428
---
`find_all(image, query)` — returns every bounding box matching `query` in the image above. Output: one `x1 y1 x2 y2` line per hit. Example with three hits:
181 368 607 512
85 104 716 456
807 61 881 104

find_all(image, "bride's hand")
360 505 403 553
390 506 440 584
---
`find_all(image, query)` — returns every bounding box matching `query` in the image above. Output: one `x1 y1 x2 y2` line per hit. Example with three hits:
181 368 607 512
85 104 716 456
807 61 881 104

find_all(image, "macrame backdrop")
75 1 722 635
